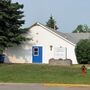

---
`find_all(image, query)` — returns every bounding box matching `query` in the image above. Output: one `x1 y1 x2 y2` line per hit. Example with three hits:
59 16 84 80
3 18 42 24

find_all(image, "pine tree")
46 15 58 30
0 0 29 53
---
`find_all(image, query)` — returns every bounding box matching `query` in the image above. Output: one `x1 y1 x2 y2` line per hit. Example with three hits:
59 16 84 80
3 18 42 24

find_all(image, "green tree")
75 39 90 64
46 15 58 30
0 0 29 54
84 24 90 33
73 24 90 33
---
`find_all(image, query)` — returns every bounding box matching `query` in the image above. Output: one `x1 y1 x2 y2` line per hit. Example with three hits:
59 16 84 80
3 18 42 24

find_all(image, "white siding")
5 24 78 64
30 25 77 64
5 43 32 63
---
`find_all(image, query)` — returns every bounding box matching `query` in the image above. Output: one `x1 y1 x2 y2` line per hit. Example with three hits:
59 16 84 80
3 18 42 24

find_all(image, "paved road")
0 83 90 90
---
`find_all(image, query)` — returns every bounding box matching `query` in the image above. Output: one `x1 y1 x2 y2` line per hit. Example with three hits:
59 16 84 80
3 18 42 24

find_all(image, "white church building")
4 23 90 64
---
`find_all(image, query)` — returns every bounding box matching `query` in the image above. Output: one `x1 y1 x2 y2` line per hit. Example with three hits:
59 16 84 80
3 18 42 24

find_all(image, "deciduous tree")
75 39 90 64
72 24 90 33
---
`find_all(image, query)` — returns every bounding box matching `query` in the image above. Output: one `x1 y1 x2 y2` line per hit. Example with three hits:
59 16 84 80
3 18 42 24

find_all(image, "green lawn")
0 64 90 84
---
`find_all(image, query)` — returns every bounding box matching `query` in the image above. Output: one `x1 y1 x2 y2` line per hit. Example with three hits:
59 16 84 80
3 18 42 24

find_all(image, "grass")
0 64 90 84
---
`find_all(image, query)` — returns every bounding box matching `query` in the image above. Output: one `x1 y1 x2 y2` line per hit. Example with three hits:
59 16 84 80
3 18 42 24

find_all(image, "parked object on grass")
0 54 5 63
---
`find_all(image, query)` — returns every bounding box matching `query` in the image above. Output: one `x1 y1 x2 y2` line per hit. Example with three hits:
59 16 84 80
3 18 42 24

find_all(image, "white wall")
5 24 78 64
4 42 32 63
30 25 78 64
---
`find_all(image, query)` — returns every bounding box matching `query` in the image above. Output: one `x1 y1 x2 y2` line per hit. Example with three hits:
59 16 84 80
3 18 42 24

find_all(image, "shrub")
75 39 90 64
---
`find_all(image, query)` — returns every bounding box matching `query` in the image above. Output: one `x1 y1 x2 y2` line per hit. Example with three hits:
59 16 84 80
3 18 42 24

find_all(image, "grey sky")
12 0 90 32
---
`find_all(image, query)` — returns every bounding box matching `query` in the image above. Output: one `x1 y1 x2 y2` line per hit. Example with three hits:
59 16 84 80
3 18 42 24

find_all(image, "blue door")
32 46 42 63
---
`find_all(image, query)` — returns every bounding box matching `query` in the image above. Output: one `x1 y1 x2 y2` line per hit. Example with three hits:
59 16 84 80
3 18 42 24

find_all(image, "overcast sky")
12 0 90 32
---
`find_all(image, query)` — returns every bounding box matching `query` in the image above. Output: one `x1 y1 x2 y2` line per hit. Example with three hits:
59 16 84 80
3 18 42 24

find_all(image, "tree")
75 39 90 64
46 15 58 30
0 0 29 54
84 24 90 33
72 24 90 33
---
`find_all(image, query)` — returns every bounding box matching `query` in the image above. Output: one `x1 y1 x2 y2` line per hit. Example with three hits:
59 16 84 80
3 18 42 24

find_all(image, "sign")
54 47 66 59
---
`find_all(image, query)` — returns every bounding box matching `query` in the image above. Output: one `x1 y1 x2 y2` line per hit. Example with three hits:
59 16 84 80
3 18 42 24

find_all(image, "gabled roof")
63 33 90 44
30 22 90 45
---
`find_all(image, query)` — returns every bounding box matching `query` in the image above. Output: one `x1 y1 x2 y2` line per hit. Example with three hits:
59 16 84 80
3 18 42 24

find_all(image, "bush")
75 39 90 64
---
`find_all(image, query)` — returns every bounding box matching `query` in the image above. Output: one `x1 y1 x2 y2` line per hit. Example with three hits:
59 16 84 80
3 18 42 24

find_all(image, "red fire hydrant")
81 65 86 77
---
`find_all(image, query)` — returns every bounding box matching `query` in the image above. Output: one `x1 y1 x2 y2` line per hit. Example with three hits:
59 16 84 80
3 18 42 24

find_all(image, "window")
33 47 39 56
34 48 38 51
